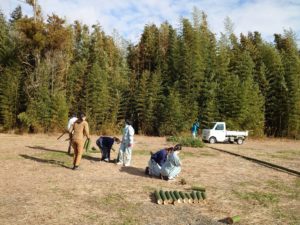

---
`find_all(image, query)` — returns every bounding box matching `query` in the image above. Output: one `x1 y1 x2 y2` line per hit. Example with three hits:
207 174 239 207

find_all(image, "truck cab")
202 122 248 144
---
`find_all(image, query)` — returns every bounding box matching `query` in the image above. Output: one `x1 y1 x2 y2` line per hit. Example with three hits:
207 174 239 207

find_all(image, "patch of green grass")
166 136 204 148
98 193 140 225
142 186 156 192
200 151 218 157
39 151 73 167
100 193 124 205
133 149 151 156
270 150 300 160
267 179 300 199
182 151 195 157
273 206 300 225
233 190 279 207
41 151 69 160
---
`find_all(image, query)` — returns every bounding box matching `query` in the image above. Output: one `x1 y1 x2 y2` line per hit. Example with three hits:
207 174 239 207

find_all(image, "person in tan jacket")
69 112 90 170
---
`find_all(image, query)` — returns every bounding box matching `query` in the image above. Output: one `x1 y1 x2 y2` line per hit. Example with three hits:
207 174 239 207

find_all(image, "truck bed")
226 130 248 137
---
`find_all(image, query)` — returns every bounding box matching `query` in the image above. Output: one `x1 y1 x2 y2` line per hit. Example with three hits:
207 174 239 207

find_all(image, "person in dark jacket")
96 136 120 162
145 147 174 177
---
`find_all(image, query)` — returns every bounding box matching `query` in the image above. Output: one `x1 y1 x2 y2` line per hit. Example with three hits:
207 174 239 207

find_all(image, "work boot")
72 165 79 170
145 167 149 175
160 174 168 180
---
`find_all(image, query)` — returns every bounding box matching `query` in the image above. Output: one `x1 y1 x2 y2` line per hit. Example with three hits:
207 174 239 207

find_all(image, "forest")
0 3 299 137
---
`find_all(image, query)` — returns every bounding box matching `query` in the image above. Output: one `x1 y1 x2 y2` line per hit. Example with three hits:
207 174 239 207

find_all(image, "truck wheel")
209 137 216 144
237 138 243 145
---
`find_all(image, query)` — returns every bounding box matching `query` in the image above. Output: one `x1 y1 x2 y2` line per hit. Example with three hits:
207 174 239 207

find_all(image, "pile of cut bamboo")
154 188 206 205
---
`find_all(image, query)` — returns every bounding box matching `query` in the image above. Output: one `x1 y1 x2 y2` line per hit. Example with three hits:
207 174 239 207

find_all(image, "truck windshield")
209 123 216 129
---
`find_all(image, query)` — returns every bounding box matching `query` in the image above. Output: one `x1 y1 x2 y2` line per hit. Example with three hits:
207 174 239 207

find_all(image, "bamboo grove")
0 5 299 137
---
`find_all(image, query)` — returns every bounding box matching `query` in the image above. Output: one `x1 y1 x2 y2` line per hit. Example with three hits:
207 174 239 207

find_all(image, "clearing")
0 134 299 225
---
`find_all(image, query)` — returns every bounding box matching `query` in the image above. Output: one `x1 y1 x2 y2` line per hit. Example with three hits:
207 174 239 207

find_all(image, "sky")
1 0 300 45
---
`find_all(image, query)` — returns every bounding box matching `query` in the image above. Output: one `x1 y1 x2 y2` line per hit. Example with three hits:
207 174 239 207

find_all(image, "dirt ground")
0 133 299 225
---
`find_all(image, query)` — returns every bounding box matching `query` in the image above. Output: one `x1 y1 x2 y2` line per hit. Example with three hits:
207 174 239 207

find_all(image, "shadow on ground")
19 154 71 169
26 145 100 162
119 166 148 178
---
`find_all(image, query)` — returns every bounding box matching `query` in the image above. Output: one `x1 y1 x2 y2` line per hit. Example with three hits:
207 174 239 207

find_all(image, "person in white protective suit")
116 119 135 166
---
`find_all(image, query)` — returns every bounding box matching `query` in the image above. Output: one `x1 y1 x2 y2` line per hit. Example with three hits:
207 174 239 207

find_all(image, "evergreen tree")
261 44 288 136
159 89 184 135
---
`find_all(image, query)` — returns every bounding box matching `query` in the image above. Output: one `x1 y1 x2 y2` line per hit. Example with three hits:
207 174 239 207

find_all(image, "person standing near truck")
69 112 90 170
191 119 200 138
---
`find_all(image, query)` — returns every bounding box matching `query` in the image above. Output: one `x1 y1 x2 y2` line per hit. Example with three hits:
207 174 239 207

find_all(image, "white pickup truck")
202 122 248 145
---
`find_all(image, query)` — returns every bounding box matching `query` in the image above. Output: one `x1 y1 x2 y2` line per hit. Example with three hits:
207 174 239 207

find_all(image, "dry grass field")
0 133 299 225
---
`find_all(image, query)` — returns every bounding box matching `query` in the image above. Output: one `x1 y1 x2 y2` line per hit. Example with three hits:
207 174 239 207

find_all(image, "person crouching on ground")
145 147 174 177
116 119 135 166
160 144 182 180
69 112 90 170
96 136 121 162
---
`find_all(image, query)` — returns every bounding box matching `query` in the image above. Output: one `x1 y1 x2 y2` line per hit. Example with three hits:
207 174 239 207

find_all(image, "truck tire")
237 138 243 145
209 137 217 144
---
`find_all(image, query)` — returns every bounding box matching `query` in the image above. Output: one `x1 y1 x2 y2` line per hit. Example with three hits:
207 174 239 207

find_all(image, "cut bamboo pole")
196 191 203 201
201 191 207 200
173 191 183 203
191 191 199 203
169 191 179 205
83 139 88 149
192 185 206 192
179 191 188 203
85 139 91 151
165 191 173 204
154 190 163 205
159 190 168 204
185 193 193 204
227 215 241 224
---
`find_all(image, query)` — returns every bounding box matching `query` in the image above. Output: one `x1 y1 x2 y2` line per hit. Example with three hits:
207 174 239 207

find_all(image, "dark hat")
78 112 86 120
173 144 182 151
125 119 133 126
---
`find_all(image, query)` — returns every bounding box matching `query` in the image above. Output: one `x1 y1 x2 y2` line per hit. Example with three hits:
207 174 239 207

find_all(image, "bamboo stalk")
85 139 91 151
191 191 199 203
169 191 179 205
83 139 88 149
179 191 188 203
165 191 173 204
192 185 206 192
159 190 168 204
201 191 207 200
173 191 183 203
185 193 193 204
196 191 203 201
154 190 163 205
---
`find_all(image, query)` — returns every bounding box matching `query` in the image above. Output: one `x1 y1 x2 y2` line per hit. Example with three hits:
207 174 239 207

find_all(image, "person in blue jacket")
160 144 182 180
145 147 174 177
191 119 200 138
96 136 120 162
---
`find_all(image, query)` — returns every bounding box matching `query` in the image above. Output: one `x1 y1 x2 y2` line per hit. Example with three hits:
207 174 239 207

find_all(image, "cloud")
1 0 299 45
